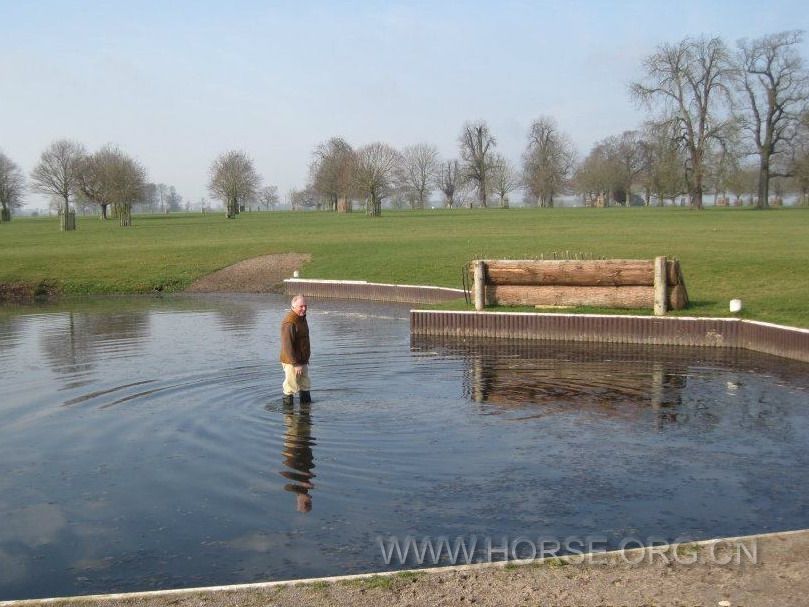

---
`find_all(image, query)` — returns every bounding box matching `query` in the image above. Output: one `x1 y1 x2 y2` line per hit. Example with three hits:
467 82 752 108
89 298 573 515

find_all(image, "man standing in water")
280 294 311 406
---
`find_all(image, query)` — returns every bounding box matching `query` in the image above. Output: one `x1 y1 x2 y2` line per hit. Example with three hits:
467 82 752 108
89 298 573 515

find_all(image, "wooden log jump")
473 258 688 316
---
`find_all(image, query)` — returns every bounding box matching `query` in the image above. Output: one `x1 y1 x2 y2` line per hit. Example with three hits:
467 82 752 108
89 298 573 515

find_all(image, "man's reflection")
280 402 316 512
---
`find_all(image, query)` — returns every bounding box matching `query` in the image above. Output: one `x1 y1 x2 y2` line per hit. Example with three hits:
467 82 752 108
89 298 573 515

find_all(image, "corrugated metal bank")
410 311 809 363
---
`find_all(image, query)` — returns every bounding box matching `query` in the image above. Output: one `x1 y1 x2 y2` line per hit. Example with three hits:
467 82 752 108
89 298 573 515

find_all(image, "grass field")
1 207 807 327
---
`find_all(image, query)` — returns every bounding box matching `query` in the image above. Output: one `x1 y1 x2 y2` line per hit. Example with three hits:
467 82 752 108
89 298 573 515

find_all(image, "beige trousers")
282 363 311 395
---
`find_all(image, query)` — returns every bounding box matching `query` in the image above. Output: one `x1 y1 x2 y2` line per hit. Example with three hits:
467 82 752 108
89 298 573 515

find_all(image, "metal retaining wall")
284 279 465 305
739 320 809 362
410 311 809 363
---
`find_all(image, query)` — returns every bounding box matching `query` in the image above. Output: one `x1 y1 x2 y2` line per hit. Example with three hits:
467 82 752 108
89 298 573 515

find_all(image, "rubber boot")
282 394 294 407
299 391 312 404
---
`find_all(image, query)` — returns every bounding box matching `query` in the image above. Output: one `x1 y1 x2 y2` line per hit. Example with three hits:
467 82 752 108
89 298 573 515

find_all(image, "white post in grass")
473 260 485 311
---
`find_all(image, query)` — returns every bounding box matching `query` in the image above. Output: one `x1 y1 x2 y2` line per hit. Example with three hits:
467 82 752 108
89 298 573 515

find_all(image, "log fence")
472 258 688 316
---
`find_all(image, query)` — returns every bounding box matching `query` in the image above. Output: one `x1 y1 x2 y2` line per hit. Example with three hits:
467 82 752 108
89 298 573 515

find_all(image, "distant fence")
283 278 464 305
472 258 688 316
410 311 809 363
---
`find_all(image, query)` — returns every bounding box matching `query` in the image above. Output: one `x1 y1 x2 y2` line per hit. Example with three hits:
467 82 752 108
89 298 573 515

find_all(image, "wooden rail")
472 258 688 316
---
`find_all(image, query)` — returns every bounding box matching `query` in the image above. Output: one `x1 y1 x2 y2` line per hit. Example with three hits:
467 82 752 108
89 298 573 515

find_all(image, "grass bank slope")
0 207 806 326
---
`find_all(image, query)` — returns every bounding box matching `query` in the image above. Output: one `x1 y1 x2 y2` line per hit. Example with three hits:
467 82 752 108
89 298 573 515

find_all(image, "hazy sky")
1 0 807 208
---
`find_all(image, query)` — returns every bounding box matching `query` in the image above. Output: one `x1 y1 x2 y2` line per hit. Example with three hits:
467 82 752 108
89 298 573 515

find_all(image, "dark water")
1 294 808 600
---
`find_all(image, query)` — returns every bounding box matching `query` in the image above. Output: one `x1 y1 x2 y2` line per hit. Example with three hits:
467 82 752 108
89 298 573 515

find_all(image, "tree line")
290 30 809 214
0 140 281 228
2 30 808 228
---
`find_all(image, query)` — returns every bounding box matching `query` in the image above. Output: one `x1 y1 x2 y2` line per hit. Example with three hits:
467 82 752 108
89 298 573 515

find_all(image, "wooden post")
653 256 668 316
473 260 485 311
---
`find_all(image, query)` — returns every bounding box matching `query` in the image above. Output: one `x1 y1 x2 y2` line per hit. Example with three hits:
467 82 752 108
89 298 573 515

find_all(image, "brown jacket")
280 310 310 365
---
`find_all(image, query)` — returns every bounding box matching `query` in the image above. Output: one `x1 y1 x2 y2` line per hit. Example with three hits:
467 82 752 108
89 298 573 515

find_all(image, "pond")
1 294 808 600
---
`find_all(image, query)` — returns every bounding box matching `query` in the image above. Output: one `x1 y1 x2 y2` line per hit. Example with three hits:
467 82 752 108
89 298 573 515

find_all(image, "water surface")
0 294 807 599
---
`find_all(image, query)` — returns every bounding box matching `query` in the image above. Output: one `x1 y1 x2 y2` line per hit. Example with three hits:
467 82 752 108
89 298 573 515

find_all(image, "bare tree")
574 141 621 206
288 186 318 211
166 186 182 212
258 185 280 210
353 142 402 216
400 143 439 210
76 150 103 218
208 151 261 219
736 30 809 209
726 162 760 205
435 159 464 208
75 145 116 220
610 130 647 205
0 151 25 222
631 36 735 209
789 110 809 205
157 183 169 213
704 131 744 206
110 152 147 226
388 182 411 209
458 121 496 207
490 154 520 208
794 152 809 205
637 123 688 206
522 117 576 207
75 145 147 225
311 137 356 212
30 139 86 228
138 183 159 213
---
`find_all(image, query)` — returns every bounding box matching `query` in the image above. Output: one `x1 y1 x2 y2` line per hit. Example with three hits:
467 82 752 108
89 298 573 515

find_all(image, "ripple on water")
1 296 809 600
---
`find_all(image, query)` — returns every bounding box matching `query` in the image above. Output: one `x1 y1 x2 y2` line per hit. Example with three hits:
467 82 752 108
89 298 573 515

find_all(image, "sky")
1 0 808 209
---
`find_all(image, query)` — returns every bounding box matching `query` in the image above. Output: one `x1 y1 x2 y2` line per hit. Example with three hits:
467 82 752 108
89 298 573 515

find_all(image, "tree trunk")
119 204 132 227
485 260 656 286
691 188 703 209
757 154 770 209
367 195 381 216
690 165 704 209
491 285 655 309
60 194 76 231
101 204 108 220
1 207 10 222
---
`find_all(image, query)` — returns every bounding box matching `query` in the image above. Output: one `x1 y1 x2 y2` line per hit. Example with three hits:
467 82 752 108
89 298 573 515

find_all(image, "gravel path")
6 529 807 607
185 253 311 293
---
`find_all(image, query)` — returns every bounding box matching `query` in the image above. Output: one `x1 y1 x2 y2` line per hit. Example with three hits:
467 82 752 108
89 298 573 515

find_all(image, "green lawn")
1 207 807 327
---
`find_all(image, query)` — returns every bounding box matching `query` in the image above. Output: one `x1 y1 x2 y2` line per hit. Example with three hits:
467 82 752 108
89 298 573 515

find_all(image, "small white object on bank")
293 270 300 278
729 299 743 313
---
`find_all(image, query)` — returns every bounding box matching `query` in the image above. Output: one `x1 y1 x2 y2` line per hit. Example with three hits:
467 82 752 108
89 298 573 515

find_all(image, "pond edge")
1 528 806 606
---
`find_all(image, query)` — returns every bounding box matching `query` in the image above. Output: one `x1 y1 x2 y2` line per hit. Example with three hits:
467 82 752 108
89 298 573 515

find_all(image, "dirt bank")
0 280 60 303
184 253 310 293
5 529 807 607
